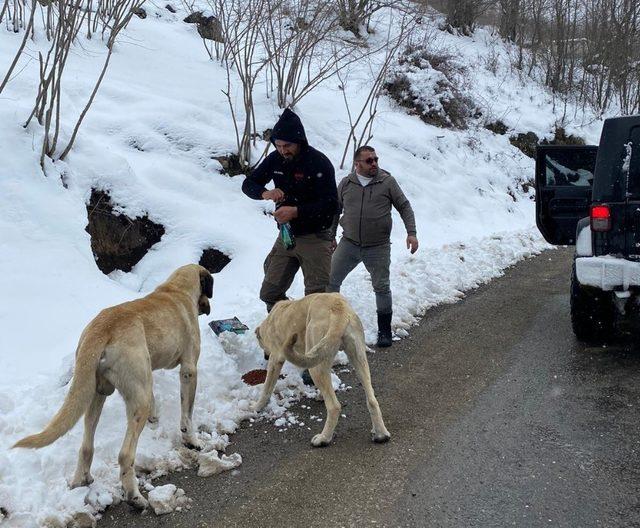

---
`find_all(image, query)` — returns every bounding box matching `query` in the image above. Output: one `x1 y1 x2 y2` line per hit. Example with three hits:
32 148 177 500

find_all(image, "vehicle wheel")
570 262 615 343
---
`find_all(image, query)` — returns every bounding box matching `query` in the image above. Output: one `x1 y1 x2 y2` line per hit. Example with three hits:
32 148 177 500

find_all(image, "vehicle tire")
570 262 615 343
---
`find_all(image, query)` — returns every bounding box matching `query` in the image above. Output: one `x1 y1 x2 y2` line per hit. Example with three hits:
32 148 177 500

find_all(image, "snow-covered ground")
0 4 604 526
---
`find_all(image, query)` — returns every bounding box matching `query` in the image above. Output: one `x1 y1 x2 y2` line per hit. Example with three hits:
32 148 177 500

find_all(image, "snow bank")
197 451 242 477
147 484 191 515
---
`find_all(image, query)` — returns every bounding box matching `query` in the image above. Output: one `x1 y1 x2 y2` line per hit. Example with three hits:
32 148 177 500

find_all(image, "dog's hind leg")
117 385 151 510
70 392 106 489
180 362 201 450
110 344 152 510
308 366 341 447
252 357 284 412
147 389 159 428
344 335 390 444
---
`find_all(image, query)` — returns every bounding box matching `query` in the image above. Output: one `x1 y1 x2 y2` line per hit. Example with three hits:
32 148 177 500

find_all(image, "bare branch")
339 9 416 168
0 0 36 94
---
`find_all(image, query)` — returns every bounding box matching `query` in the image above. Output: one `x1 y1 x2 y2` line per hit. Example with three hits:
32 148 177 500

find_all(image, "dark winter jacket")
242 109 338 236
332 168 417 247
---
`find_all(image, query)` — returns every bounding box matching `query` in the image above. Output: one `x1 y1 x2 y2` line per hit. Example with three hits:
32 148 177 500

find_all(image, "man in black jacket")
242 108 338 312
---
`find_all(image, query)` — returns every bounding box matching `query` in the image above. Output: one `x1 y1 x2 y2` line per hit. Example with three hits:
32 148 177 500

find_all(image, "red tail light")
591 205 611 232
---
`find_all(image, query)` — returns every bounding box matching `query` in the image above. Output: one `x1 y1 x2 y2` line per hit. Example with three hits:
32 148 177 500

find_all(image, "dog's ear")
198 295 211 315
200 269 213 298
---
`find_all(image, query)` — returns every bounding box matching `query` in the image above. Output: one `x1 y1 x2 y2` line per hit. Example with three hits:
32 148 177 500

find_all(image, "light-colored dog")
13 264 213 509
254 292 390 447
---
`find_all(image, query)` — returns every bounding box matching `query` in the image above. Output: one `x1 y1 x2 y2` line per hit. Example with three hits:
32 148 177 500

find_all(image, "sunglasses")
357 156 379 165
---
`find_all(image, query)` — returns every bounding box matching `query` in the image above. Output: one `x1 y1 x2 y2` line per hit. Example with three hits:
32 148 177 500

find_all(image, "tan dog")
13 264 213 509
254 292 390 447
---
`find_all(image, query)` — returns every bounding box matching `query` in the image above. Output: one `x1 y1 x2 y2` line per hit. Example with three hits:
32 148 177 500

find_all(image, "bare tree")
444 0 488 35
598 0 640 114
0 0 35 94
22 0 88 167
1 0 27 31
259 0 363 109
59 0 145 159
7 0 145 167
0 0 10 26
497 0 520 41
214 0 268 168
511 0 640 114
338 10 415 168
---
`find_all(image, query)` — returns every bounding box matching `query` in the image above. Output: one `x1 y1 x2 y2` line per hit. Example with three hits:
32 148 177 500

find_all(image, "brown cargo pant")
260 230 333 311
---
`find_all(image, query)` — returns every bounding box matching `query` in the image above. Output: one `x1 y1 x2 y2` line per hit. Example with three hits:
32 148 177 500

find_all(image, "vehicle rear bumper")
576 256 640 291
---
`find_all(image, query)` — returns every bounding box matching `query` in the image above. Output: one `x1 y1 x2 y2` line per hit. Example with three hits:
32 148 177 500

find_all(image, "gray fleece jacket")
333 168 417 247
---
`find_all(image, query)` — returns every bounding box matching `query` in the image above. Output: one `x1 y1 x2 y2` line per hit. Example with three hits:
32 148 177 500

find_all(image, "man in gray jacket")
328 145 418 347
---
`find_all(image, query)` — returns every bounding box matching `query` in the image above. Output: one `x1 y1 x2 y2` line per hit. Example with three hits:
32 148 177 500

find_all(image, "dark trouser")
260 231 333 310
327 238 392 314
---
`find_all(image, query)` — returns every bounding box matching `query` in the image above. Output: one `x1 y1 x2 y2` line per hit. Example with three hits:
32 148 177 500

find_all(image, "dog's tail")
284 305 350 369
13 331 106 449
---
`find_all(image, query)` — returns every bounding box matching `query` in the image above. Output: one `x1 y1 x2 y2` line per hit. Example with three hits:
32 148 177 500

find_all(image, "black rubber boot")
376 312 393 347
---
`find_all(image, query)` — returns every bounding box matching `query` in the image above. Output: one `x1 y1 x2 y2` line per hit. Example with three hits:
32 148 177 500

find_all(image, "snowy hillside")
0 3 602 526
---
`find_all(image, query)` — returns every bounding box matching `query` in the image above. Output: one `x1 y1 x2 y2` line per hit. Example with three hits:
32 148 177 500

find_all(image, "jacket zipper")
358 185 365 244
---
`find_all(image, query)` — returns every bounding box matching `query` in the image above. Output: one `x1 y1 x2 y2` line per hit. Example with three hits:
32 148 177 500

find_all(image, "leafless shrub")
1 0 28 31
213 0 268 169
338 9 417 169
485 119 508 134
59 0 145 160
337 0 392 36
444 0 492 35
22 0 89 167
508 130 539 157
2 0 145 168
497 0 521 41
260 0 346 109
384 47 476 130
483 39 501 73
179 0 196 14
0 0 90 97
0 0 36 94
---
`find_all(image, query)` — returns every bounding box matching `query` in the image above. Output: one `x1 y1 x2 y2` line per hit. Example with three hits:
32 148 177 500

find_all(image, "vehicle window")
623 126 640 197
544 150 597 187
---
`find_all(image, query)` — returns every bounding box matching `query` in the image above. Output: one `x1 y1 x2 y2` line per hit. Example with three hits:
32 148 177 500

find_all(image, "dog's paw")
183 435 204 451
372 430 391 444
127 493 148 511
147 416 159 429
310 434 332 448
250 401 265 413
69 474 94 489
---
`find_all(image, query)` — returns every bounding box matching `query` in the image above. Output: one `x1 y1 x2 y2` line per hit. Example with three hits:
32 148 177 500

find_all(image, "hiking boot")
376 311 393 347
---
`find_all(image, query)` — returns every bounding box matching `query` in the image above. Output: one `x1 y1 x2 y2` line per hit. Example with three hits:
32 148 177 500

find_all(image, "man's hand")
274 206 298 224
329 239 337 254
262 188 285 202
406 235 419 254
